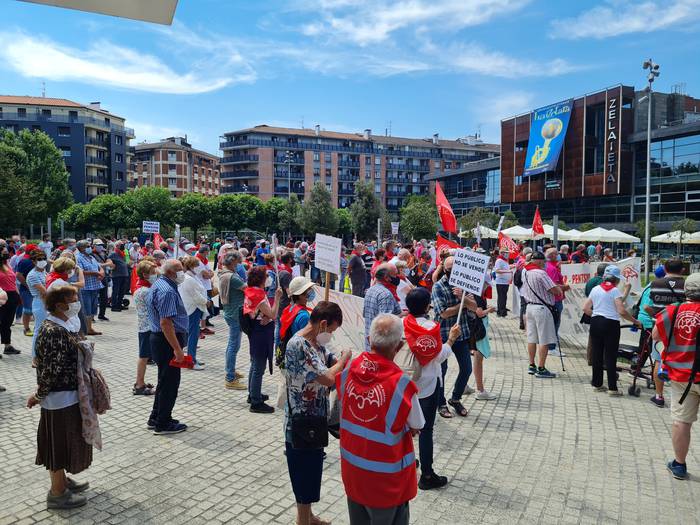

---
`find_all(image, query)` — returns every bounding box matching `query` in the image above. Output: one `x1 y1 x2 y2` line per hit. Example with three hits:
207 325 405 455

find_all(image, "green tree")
579 222 595 232
671 217 698 254
336 208 353 238
0 138 44 233
458 207 499 233
635 219 658 241
172 193 212 239
299 183 338 235
260 197 288 234
502 210 519 228
81 194 131 237
209 193 264 234
279 194 302 238
399 195 438 240
59 203 90 235
122 187 173 230
350 181 384 240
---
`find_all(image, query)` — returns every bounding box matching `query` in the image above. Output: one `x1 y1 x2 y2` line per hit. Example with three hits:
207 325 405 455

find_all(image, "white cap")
288 276 315 297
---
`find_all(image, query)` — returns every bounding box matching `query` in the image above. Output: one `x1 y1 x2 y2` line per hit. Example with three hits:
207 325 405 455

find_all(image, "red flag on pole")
153 232 165 247
498 232 518 253
436 234 460 252
435 182 457 234
531 206 544 238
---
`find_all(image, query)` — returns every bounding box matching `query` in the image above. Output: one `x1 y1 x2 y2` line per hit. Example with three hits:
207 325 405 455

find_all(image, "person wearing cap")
92 239 114 322
653 273 700 480
219 251 247 390
278 276 315 358
583 266 641 395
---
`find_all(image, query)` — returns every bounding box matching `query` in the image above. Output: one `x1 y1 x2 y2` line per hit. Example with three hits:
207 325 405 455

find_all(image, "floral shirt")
284 334 335 440
134 285 151 333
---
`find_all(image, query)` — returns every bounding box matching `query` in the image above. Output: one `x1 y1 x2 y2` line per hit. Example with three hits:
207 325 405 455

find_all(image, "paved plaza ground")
1 304 699 525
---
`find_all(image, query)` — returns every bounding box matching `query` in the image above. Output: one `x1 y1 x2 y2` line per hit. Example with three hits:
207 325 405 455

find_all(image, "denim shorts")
138 331 152 359
80 289 99 317
19 287 33 314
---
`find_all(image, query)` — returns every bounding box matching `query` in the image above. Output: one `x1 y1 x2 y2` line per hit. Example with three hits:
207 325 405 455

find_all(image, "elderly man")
390 248 411 267
338 313 424 525
431 256 477 418
559 244 570 263
520 251 563 378
75 240 104 336
147 259 188 434
348 242 368 297
219 252 247 390
545 248 570 358
363 263 402 351
653 273 700 480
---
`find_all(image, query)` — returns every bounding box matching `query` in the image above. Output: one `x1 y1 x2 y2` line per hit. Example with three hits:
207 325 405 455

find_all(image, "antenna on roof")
389 120 392 137
301 116 304 129
41 81 46 98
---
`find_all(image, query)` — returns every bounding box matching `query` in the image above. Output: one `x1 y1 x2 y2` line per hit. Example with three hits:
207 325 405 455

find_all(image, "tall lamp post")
642 58 660 280
285 150 294 199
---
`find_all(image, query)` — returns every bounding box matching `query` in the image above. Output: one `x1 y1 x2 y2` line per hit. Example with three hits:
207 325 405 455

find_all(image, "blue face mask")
307 289 316 302
85 248 92 255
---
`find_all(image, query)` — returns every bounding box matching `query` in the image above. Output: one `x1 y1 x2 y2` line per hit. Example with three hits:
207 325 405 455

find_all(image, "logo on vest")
346 381 386 423
676 310 700 341
414 335 438 356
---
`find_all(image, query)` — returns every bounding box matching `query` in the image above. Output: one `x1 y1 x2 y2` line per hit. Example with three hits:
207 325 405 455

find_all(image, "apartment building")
130 137 220 198
0 95 134 203
219 125 499 211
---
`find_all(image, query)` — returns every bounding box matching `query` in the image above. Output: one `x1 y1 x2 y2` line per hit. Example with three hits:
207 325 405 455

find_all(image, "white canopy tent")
501 225 537 240
558 229 582 242
651 230 700 245
607 229 641 243
576 227 620 243
458 226 499 239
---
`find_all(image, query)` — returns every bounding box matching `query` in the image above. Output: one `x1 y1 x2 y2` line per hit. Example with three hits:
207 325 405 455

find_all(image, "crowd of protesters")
1 230 698 522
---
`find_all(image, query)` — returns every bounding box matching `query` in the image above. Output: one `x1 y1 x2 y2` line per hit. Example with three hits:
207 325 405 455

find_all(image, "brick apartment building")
130 137 220 198
219 125 499 211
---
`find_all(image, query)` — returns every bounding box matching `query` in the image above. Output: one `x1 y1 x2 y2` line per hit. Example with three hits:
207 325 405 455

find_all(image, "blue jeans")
224 313 242 382
248 320 274 404
548 301 564 350
418 382 439 474
438 338 472 405
31 300 47 357
248 350 268 404
187 309 203 363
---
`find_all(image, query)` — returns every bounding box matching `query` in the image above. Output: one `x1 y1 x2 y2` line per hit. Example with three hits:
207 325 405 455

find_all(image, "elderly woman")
284 301 351 525
133 260 158 395
219 251 247 390
27 285 92 509
27 249 49 359
178 256 209 371
0 243 21 355
583 266 641 395
243 266 283 413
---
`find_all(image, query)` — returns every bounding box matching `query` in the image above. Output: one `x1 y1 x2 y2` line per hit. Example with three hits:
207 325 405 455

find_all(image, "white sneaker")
548 349 566 357
192 363 205 371
475 390 497 401
464 385 476 395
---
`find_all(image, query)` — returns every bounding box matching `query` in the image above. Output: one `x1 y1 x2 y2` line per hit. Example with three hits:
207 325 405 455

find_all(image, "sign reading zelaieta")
605 94 620 184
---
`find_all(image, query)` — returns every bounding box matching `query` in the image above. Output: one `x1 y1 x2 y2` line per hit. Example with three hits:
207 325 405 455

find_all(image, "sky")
2 0 700 154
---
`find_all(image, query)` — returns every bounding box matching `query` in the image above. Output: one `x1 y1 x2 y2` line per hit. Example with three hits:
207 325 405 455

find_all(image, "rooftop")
0 95 121 118
134 137 220 160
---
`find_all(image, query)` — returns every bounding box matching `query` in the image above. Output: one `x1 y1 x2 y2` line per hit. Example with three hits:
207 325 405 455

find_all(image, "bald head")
444 256 455 272
397 249 411 262
375 262 398 283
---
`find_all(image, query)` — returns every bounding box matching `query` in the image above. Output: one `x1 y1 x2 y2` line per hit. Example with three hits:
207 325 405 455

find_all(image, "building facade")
219 125 498 211
0 96 134 203
500 85 700 230
130 137 220 198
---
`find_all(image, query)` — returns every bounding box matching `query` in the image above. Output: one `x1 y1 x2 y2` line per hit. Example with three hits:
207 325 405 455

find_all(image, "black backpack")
239 308 253 336
513 268 524 289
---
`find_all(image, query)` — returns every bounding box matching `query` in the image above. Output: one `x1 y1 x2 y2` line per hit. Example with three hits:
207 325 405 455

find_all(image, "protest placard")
142 220 160 234
314 234 342 275
391 222 400 235
449 249 491 296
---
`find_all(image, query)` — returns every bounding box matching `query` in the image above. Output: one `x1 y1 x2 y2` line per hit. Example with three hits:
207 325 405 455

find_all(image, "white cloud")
129 120 190 144
550 0 700 39
299 0 530 46
472 91 535 142
0 30 254 94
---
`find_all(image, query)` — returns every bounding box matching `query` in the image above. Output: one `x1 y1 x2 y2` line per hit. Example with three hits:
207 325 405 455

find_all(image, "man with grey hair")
75 239 104 335
339 313 424 525
218 251 247 390
363 263 402 351
545 247 570 358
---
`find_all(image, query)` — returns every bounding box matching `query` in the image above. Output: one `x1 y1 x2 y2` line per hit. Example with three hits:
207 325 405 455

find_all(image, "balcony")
385 190 406 197
386 176 409 184
220 170 258 180
86 175 109 186
338 187 355 196
85 156 108 167
221 184 259 194
221 154 259 164
85 136 109 148
220 137 374 155
338 174 358 182
274 188 305 196
275 171 305 180
1 112 134 136
274 156 305 165
338 159 360 168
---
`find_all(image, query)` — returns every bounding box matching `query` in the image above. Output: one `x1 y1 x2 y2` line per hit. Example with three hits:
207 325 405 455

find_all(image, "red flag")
532 206 544 237
498 232 518 253
153 233 165 247
436 234 460 252
435 183 457 234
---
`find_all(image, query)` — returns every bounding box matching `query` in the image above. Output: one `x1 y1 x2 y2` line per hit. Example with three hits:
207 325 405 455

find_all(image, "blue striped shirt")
26 268 46 298
76 252 103 291
148 276 188 333
432 275 470 342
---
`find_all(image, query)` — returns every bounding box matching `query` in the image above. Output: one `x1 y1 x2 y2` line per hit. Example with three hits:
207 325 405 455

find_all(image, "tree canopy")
300 183 338 235
399 195 438 240
350 181 385 241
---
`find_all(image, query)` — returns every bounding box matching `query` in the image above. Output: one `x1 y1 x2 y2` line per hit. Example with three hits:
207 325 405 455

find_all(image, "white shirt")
589 285 622 321
40 314 80 410
494 258 512 285
178 272 209 315
195 260 213 291
407 394 425 429
413 317 453 399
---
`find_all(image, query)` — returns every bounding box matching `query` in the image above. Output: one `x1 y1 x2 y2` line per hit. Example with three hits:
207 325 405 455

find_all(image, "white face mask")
147 274 158 284
36 260 48 269
174 271 186 284
316 329 333 346
265 276 273 288
66 301 81 319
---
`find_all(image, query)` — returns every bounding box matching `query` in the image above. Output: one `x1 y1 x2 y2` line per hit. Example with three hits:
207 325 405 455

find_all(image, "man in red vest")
653 272 700 480
337 313 424 525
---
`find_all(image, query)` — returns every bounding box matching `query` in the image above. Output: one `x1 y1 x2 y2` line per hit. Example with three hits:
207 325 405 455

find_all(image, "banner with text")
523 98 573 177
314 234 342 275
449 249 491 296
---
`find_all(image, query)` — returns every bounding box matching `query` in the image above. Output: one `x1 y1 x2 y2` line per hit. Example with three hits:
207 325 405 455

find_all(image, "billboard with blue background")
523 98 573 177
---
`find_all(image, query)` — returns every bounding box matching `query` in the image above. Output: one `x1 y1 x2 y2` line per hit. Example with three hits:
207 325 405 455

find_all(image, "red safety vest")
279 304 310 341
336 352 418 508
657 303 700 383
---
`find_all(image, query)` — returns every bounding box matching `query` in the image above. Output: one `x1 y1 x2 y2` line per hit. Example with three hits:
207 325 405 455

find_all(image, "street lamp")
642 58 660 280
285 150 294 199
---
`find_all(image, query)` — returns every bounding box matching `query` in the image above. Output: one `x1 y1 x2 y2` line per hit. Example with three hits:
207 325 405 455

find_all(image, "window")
168 164 177 174
58 127 70 137
633 194 660 205
375 183 381 193
60 146 71 157
69 110 78 120
365 170 371 179
114 153 123 163
115 135 123 145
375 170 380 179
325 153 331 163
326 182 332 192
375 157 381 165
313 152 320 162
169 178 177 185
325 168 331 177
17 108 26 117
42 109 51 117
434 161 440 169
168 151 177 162
472 179 478 192
313 167 320 176
687 191 700 202
115 171 124 181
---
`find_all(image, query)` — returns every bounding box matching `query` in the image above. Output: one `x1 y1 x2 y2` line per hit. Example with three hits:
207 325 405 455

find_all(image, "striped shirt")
26 269 46 298
431 275 470 342
148 276 188 333
76 252 103 291
362 283 401 351
520 268 557 306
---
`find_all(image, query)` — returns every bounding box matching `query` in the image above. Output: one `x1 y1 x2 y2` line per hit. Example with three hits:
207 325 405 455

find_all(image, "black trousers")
496 284 509 316
149 332 185 428
0 291 20 344
111 276 127 311
351 279 365 298
418 383 439 475
98 284 109 317
590 316 620 390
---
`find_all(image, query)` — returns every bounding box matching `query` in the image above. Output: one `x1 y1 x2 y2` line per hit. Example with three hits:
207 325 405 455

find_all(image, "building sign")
545 179 561 190
605 93 620 184
523 99 573 177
